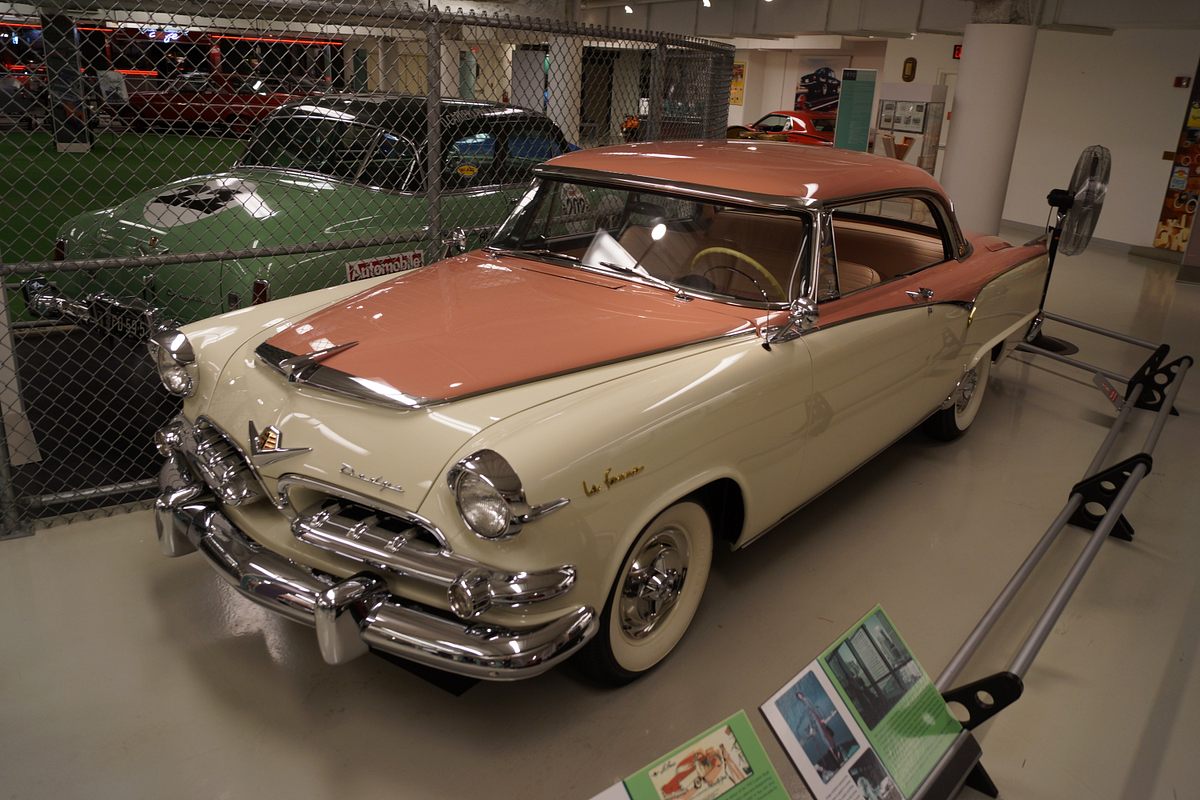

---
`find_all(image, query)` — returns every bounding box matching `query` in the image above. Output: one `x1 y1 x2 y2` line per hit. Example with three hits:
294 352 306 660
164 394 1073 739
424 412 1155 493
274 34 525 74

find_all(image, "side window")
443 129 497 189
755 114 789 132
359 132 418 191
824 196 951 295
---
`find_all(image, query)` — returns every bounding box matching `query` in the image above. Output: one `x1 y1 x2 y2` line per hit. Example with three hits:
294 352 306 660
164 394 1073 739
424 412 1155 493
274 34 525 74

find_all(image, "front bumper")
22 275 173 340
155 495 598 680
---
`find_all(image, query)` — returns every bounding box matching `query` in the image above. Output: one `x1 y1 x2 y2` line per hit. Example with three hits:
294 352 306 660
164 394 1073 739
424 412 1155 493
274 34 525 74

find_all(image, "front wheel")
579 500 713 684
923 355 992 441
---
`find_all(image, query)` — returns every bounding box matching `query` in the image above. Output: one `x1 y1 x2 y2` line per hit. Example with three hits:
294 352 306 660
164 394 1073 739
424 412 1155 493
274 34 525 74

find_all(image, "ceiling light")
624 4 633 12
702 0 711 6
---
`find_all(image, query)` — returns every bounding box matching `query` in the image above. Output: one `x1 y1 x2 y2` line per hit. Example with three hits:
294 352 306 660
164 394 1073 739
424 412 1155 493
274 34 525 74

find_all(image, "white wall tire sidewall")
954 356 991 432
607 501 713 675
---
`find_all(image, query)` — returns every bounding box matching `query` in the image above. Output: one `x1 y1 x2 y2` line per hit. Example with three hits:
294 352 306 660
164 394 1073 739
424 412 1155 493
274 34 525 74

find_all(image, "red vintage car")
728 109 836 146
126 72 316 135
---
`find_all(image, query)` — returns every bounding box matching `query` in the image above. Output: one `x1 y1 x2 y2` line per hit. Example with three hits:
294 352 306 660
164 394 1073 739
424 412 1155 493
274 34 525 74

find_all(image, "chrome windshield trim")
531 165 821 214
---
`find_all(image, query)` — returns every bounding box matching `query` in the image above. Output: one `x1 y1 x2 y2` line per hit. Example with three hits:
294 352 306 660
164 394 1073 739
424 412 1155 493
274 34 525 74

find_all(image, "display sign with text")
832 69 876 152
761 607 960 799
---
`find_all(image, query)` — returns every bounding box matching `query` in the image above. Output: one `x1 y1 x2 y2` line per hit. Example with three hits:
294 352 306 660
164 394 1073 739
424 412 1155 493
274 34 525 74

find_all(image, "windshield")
490 179 812 305
240 114 395 183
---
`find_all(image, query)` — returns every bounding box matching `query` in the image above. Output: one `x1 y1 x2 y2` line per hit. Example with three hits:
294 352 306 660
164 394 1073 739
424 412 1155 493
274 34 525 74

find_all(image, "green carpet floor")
1 131 241 265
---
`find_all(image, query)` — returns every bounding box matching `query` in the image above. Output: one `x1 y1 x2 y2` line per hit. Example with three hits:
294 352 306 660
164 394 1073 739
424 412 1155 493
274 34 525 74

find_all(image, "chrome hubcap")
619 527 689 640
954 366 980 415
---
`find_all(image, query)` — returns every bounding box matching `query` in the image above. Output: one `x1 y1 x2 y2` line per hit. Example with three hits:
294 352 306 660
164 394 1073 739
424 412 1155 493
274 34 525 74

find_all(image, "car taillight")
251 279 270 305
53 238 67 261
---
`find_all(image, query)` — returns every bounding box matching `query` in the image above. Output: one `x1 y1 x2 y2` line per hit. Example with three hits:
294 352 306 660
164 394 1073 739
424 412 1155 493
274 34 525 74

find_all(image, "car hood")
257 252 762 406
66 168 409 256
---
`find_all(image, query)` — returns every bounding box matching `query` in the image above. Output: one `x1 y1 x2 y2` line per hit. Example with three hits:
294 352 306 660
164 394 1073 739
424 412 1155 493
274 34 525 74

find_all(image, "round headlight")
454 470 512 538
156 349 193 396
148 329 196 398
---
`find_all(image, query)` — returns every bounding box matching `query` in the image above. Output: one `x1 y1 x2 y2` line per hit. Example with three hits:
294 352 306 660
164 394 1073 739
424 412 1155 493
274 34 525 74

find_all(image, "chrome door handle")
906 287 935 301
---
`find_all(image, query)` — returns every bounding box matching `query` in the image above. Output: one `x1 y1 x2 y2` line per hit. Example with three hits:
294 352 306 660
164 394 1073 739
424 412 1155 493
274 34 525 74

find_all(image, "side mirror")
763 297 817 350
442 227 468 256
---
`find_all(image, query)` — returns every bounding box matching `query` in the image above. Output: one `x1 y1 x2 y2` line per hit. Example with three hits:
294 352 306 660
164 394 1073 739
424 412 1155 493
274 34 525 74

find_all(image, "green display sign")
833 69 877 152
592 710 790 800
761 606 961 799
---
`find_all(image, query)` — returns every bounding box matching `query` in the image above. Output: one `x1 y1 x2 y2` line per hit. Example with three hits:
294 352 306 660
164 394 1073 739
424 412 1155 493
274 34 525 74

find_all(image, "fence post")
0 282 30 540
425 9 444 250
647 43 666 141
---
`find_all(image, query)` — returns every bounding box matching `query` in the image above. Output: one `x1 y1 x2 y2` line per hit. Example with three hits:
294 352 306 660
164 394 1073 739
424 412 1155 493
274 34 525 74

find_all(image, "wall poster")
793 56 851 113
730 62 746 106
1155 58 1200 252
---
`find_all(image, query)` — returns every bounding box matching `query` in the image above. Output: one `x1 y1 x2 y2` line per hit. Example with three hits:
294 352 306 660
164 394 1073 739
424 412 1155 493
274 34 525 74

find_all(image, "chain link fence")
0 2 733 537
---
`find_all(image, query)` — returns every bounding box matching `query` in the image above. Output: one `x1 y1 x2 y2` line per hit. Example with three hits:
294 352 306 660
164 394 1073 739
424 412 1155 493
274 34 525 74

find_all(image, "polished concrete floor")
2 230 1197 800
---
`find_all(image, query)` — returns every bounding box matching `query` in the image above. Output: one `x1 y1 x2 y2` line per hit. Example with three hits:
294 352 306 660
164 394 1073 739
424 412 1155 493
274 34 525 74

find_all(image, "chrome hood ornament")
248 421 312 466
278 340 358 383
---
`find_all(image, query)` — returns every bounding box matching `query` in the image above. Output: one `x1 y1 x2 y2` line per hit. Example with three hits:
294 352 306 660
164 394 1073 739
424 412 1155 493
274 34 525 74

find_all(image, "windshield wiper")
487 246 581 264
598 261 689 301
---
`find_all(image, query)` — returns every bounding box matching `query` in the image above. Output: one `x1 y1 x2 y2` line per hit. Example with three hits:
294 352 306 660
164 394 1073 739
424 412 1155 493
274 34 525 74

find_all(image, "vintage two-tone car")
22 94 572 337
151 140 1052 683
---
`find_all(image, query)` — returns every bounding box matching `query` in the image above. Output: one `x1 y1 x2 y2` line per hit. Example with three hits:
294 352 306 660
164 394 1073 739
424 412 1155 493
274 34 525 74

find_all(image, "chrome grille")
186 419 263 507
292 497 456 585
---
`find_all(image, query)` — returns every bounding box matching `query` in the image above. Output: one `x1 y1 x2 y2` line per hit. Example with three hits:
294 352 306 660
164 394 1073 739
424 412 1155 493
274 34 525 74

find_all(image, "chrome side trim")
156 493 597 679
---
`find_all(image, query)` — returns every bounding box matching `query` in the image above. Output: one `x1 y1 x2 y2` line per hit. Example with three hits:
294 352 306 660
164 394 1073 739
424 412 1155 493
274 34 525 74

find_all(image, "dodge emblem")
248 421 311 466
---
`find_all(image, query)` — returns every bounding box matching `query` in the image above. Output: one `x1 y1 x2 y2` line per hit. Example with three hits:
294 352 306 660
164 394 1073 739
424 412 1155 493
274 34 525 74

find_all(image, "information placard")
832 69 876 152
597 710 789 800
761 607 961 799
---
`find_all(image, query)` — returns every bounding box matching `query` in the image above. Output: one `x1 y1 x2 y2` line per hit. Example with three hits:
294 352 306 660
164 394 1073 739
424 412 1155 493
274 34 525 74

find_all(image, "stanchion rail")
908 310 1192 800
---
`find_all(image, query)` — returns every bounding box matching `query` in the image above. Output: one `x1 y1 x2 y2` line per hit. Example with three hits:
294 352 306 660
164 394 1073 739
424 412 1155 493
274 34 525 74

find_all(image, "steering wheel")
689 246 785 300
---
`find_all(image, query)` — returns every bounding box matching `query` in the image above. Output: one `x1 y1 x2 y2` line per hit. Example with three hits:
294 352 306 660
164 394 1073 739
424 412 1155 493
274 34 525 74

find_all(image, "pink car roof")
540 140 948 205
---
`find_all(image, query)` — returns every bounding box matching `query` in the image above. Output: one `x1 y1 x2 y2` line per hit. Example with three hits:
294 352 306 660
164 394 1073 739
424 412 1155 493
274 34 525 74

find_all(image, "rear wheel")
579 500 713 684
924 355 992 441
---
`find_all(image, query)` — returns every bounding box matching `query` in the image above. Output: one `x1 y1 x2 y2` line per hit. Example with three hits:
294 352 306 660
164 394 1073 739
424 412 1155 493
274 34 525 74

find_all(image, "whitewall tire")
580 500 713 684
924 355 992 441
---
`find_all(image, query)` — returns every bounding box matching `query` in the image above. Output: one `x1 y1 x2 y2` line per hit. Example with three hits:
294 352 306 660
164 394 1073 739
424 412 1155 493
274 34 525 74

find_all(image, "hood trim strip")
254 328 757 410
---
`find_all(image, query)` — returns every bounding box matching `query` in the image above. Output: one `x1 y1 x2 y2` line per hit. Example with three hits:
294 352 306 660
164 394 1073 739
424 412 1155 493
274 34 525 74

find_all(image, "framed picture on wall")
879 100 896 129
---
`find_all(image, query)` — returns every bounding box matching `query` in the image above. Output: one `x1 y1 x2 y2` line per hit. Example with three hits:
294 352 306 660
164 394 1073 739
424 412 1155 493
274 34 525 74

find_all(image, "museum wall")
1003 28 1200 247
726 38 884 127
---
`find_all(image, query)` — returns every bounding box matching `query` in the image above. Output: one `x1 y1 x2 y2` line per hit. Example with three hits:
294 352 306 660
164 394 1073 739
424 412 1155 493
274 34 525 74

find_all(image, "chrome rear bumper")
155 497 597 680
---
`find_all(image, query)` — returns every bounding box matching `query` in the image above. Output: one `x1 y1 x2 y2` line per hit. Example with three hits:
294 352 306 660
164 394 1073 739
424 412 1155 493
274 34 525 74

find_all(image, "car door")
797 200 967 495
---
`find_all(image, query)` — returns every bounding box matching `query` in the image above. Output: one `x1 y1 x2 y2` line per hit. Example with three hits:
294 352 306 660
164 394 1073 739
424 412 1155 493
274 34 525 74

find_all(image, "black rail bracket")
1126 345 1193 415
1068 453 1153 541
941 671 1024 731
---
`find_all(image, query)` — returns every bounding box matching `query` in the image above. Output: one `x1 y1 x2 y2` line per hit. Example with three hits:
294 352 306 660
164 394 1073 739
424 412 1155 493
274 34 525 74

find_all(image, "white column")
938 23 1037 235
547 36 583 144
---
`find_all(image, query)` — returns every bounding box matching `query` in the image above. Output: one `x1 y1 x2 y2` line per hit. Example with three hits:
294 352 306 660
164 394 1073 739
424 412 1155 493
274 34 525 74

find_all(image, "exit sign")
953 44 962 59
